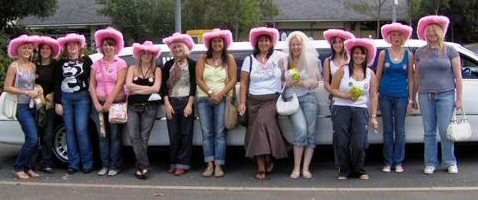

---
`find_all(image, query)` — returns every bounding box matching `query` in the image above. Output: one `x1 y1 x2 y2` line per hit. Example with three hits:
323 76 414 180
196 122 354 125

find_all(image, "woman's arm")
330 66 351 100
371 50 386 118
452 56 464 110
411 56 420 110
195 54 210 95
323 57 332 92
89 65 102 112
217 54 238 96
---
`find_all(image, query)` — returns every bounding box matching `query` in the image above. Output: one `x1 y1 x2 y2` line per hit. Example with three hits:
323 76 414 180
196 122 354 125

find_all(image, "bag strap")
14 62 19 88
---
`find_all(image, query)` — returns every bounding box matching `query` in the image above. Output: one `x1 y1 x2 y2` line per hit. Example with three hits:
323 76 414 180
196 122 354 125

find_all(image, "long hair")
60 42 86 60
167 42 191 93
330 37 349 61
424 24 446 56
34 43 54 65
205 39 229 66
252 34 274 58
99 38 117 54
283 31 321 81
350 46 368 78
136 51 157 78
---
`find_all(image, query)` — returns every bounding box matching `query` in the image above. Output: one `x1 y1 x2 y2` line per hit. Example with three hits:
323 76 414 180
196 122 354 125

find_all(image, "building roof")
269 0 409 22
18 0 111 27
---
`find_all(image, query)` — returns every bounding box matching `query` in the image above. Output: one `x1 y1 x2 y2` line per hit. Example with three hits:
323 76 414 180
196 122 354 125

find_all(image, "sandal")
255 170 267 180
135 169 145 180
302 171 312 179
15 171 30 180
26 170 40 178
290 171 300 179
266 161 274 173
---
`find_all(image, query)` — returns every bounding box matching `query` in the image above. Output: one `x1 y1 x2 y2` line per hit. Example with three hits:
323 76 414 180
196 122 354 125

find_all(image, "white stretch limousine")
1 39 477 164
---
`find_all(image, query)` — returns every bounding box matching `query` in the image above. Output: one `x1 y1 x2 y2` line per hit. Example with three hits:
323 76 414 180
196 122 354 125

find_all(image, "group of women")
3 14 463 181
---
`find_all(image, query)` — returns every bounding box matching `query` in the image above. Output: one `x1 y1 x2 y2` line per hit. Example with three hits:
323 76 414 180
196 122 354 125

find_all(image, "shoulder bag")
447 108 472 141
2 63 19 120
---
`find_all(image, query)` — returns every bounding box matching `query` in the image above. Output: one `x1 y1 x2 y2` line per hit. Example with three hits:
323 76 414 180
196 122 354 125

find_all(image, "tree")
0 0 58 32
350 0 386 38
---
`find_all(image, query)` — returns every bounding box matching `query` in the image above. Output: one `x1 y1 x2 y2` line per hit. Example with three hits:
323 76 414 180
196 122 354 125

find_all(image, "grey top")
170 64 191 98
415 44 459 93
16 64 36 104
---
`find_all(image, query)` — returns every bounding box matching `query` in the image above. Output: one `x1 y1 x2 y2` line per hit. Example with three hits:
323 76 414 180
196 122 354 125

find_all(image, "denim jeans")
167 97 194 170
91 105 123 171
14 104 39 172
197 97 226 165
379 96 408 166
419 90 456 167
332 105 369 177
127 103 158 170
39 109 55 168
289 93 319 148
61 91 93 171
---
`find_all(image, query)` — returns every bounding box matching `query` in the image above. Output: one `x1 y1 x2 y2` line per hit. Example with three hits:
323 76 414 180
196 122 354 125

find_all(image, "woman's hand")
371 117 379 133
102 101 112 112
94 102 103 113
210 93 224 105
184 104 193 118
166 103 175 120
238 103 246 116
55 104 64 116
455 99 463 110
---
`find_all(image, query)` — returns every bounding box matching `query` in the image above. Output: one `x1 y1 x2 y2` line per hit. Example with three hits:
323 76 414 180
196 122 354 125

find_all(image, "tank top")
16 63 36 104
333 66 372 108
128 75 156 104
379 49 410 98
197 64 227 97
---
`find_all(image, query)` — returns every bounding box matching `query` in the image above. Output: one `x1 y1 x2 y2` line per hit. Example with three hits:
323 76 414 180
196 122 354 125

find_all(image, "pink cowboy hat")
203 28 233 49
133 41 162 59
35 36 61 59
162 32 195 50
94 27 124 55
57 33 87 49
417 15 450 41
7 35 37 59
381 23 413 44
323 29 355 45
345 38 377 66
249 27 279 47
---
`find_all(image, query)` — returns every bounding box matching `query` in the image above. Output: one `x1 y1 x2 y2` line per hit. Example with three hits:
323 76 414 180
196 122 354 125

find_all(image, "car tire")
52 124 69 166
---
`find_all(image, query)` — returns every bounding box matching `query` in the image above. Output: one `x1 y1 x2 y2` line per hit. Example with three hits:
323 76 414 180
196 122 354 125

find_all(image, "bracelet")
371 114 377 118
408 100 413 104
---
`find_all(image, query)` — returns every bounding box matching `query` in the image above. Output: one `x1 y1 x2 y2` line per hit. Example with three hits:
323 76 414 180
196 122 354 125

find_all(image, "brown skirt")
245 93 288 159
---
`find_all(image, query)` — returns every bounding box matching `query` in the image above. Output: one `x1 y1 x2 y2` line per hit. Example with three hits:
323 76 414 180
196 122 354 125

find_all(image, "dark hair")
349 46 368 78
100 38 117 54
252 34 274 58
34 43 54 65
330 37 348 61
205 38 229 65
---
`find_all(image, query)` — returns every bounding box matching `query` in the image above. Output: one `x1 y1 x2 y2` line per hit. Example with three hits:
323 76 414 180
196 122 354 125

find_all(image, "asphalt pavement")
1 143 478 200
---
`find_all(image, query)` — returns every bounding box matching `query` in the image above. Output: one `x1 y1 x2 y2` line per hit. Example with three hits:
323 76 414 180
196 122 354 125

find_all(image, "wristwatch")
207 90 214 96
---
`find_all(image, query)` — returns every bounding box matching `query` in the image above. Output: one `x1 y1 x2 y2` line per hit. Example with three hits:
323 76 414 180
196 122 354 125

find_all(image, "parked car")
1 39 477 165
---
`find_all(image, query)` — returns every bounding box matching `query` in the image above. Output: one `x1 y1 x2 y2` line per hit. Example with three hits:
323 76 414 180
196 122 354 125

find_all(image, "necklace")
212 54 222 67
140 65 150 78
390 48 403 62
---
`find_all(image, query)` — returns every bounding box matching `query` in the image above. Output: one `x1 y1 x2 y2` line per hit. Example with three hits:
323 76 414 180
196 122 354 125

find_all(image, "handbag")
2 63 19 120
276 78 300 116
224 62 238 129
98 61 128 124
447 109 472 141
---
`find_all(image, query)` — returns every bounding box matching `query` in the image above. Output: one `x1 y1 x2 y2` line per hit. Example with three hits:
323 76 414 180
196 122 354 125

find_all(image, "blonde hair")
425 24 446 56
170 42 191 57
136 51 156 77
284 31 321 81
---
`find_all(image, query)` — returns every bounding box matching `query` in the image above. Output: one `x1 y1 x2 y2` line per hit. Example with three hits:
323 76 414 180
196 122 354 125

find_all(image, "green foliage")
0 32 12 91
0 0 58 32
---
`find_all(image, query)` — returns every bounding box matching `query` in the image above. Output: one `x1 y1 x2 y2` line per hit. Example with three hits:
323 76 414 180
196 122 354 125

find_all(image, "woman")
90 27 127 176
161 33 196 176
330 38 378 180
372 23 413 173
4 35 41 179
55 33 94 174
196 29 237 177
239 27 288 180
126 41 162 179
34 36 61 173
412 15 463 175
279 31 320 179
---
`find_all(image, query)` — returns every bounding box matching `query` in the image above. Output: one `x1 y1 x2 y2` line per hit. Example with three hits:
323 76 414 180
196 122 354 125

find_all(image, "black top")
36 61 58 95
54 56 93 103
160 57 197 98
128 67 160 105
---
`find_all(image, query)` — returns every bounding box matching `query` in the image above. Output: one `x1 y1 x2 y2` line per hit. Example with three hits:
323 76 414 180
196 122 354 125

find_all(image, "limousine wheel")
52 124 69 166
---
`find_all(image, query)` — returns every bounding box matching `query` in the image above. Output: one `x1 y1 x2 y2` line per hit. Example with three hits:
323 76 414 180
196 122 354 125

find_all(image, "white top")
329 59 341 75
241 51 285 95
333 66 373 108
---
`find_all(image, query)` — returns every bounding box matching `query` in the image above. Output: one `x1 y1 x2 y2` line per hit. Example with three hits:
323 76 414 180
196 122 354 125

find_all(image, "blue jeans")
332 105 369 177
289 93 319 148
197 97 226 165
14 104 39 172
167 97 194 170
91 106 123 171
419 90 456 167
379 96 408 166
61 91 93 171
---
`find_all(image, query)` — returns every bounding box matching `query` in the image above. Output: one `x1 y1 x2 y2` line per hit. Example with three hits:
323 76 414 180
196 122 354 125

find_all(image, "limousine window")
461 53 478 79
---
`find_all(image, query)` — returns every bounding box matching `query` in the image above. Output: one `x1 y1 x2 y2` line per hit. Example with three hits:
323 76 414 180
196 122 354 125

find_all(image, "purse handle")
451 108 467 122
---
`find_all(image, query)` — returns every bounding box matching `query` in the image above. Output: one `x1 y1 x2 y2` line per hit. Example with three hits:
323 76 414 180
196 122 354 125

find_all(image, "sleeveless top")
284 59 314 98
16 63 36 104
170 63 191 98
333 66 373 108
379 49 410 98
128 73 157 104
197 64 227 97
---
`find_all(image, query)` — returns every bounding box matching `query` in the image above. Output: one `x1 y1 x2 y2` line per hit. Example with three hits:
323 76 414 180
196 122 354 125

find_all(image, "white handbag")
276 85 300 116
446 109 472 142
1 63 19 120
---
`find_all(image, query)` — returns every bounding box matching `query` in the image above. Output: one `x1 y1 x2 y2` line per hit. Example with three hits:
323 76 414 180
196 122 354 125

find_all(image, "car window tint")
461 53 478 79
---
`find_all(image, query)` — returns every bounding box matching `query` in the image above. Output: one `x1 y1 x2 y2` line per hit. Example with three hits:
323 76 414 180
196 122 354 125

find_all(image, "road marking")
1 181 478 192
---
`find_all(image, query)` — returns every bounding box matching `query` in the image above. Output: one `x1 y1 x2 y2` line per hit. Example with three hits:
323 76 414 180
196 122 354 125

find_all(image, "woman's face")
426 26 440 43
18 43 34 59
40 45 52 59
101 42 116 57
171 42 186 58
290 37 302 57
332 37 345 53
390 31 404 47
352 48 367 66
140 51 154 63
67 42 80 56
211 37 225 52
258 36 272 53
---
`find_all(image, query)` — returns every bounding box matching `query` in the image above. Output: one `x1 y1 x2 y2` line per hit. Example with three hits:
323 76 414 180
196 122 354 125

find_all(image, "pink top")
92 56 127 99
